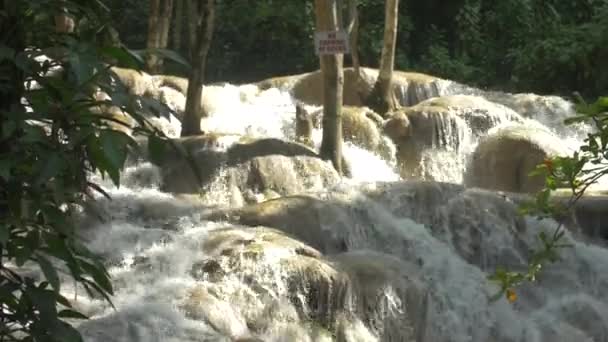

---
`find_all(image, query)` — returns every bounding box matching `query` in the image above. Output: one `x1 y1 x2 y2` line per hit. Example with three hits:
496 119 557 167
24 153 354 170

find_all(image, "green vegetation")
0 1 175 340
490 96 608 302
105 0 608 97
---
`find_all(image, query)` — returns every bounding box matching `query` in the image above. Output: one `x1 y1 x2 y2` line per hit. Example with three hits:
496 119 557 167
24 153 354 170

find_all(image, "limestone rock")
152 136 340 198
465 124 569 193
290 67 445 107
206 196 341 253
110 67 156 96
414 95 524 133
180 286 250 338
152 74 189 95
185 227 419 341
255 74 304 91
383 95 524 179
158 86 186 119
305 105 394 160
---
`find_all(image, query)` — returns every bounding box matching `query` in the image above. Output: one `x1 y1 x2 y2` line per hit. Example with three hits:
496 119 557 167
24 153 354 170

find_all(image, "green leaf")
15 245 34 266
28 288 58 323
98 129 130 186
0 44 15 62
22 124 47 143
99 129 129 169
56 293 73 308
596 96 608 109
0 159 11 180
35 153 63 185
79 260 113 295
52 320 84 342
99 46 141 69
0 224 9 245
2 120 16 138
67 44 100 86
44 234 71 261
42 205 68 227
148 135 169 165
37 253 61 293
58 309 88 320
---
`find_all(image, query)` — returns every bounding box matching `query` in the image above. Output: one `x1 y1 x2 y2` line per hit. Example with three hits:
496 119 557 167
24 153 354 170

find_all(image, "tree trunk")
181 0 215 137
346 0 369 101
146 0 174 74
172 0 183 51
314 0 344 175
159 0 174 51
365 0 399 116
346 0 360 73
186 0 198 59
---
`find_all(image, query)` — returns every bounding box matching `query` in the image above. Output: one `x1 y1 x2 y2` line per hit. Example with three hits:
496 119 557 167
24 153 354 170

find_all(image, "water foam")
57 76 608 341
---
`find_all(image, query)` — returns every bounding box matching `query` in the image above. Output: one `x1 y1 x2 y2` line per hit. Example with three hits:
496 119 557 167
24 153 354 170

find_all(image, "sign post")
314 30 350 55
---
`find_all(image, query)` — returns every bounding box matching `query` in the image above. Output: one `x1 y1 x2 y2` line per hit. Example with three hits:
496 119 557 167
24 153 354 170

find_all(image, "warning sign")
314 30 350 55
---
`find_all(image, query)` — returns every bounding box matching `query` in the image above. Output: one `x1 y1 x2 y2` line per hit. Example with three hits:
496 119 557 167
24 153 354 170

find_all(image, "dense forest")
109 0 608 97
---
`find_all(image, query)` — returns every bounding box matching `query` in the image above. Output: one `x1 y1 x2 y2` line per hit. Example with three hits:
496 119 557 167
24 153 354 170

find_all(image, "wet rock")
152 74 189 95
206 196 343 253
383 95 524 179
413 95 524 133
223 181 530 274
554 194 608 242
110 67 157 97
255 74 304 91
180 286 250 338
190 259 225 282
154 136 340 197
189 227 419 341
79 303 229 342
486 92 576 126
157 86 186 119
465 124 570 193
291 67 445 107
304 105 394 160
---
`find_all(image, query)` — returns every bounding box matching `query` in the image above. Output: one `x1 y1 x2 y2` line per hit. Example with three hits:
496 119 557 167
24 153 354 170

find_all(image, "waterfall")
36 71 607 342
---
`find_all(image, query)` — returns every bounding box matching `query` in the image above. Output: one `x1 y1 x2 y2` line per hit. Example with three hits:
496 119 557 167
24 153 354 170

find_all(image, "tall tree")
365 0 399 116
314 0 345 174
346 0 369 101
181 0 215 136
146 0 174 73
172 0 184 51
346 0 360 74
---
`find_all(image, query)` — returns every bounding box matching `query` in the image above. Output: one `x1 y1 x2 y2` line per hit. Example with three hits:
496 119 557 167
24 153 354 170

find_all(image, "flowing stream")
48 73 608 341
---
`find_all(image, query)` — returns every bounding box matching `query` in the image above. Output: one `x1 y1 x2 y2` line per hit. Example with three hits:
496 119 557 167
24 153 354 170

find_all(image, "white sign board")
314 30 350 55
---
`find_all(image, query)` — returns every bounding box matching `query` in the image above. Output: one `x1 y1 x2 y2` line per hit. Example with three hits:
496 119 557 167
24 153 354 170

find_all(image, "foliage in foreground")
0 1 179 340
490 96 608 302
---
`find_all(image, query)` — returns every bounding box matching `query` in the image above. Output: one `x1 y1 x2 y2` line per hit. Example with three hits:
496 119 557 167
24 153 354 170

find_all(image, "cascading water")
47 73 608 341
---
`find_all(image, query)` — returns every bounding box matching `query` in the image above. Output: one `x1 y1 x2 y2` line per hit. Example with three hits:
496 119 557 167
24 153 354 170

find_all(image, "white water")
50 75 608 341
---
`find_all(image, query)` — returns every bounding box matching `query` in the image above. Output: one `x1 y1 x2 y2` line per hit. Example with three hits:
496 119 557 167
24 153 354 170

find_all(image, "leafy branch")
489 96 608 302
